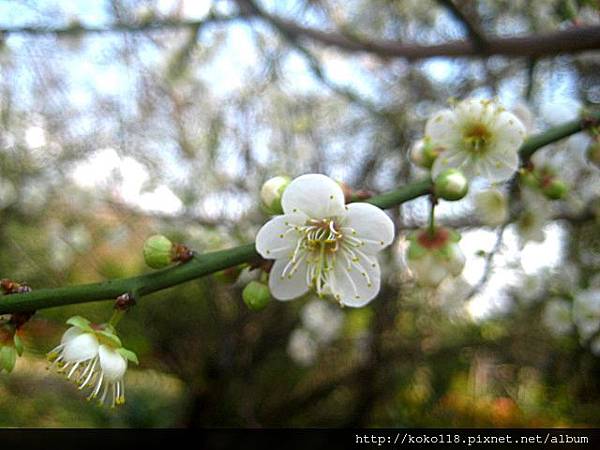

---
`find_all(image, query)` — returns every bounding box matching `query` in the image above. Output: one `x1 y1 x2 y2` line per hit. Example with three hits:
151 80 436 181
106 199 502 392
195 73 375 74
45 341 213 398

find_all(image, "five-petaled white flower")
48 316 138 407
427 98 526 183
255 174 394 307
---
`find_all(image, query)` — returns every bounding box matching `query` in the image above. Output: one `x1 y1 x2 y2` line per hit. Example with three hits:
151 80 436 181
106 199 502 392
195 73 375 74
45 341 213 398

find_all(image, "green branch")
0 113 597 314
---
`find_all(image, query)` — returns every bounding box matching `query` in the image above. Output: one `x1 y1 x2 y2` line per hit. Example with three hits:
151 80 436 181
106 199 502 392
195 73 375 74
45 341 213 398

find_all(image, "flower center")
463 122 491 153
304 218 343 253
278 216 374 301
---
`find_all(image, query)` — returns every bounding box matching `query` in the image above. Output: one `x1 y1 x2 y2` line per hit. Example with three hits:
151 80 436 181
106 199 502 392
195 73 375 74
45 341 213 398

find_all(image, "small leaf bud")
143 235 174 269
260 176 291 215
434 168 469 201
242 281 271 311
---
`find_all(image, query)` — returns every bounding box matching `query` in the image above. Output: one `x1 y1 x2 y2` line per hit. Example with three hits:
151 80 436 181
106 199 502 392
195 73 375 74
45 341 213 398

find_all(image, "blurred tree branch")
234 0 600 59
3 1 599 60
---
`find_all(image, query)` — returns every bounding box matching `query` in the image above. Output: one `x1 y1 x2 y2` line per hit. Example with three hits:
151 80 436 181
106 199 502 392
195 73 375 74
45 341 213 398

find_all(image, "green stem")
429 197 436 237
108 310 125 328
0 113 598 314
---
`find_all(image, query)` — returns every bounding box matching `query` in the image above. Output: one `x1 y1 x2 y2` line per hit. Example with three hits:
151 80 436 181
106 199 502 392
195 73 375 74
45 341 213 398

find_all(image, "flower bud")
519 168 539 189
0 344 17 373
242 281 271 311
587 139 600 169
410 138 441 169
434 169 468 201
260 176 291 215
542 178 568 200
143 234 174 269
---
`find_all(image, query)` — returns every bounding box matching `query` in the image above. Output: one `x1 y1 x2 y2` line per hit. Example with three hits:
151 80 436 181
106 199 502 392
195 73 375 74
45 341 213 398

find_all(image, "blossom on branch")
255 174 394 307
405 227 465 287
47 316 138 407
427 98 526 183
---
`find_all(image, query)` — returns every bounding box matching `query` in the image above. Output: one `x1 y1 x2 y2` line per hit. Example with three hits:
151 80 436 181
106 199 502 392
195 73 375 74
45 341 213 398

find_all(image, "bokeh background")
1 0 600 427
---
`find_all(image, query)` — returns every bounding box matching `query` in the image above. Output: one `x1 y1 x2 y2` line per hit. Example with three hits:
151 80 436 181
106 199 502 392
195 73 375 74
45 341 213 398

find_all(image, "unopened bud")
0 344 17 373
410 138 442 169
143 235 174 269
260 176 291 215
434 169 468 201
542 178 568 200
242 281 271 311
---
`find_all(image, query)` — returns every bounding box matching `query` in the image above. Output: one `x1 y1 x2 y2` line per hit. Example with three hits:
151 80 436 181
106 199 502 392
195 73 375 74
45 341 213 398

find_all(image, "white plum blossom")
300 299 344 344
516 188 552 246
287 328 318 366
255 174 394 307
542 298 573 336
573 289 600 341
47 316 137 407
427 98 526 183
405 227 466 288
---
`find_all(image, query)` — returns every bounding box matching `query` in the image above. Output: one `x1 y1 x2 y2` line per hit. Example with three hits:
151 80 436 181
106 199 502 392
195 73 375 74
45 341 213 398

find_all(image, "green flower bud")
260 176 291 215
434 169 468 201
542 178 568 200
0 345 17 373
410 138 442 169
587 139 600 169
519 168 539 189
242 281 271 311
143 234 174 269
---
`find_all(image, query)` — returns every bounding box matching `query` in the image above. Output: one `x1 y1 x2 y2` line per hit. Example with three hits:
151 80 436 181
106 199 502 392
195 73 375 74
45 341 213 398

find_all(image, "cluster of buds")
1 279 34 373
0 321 24 373
143 235 193 269
519 165 568 200
405 227 465 287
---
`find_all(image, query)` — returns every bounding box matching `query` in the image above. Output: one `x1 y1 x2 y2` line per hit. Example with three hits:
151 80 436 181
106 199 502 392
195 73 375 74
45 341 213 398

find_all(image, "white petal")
255 212 307 259
268 257 310 301
479 147 519 182
408 253 448 287
492 111 526 149
63 332 99 363
425 109 458 143
431 147 474 179
443 244 466 277
341 203 395 254
61 326 84 345
330 251 381 307
281 174 346 218
98 345 127 382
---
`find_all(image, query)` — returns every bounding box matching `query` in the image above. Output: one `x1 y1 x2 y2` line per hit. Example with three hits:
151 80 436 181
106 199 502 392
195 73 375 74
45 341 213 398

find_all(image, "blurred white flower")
287 329 318 366
256 174 394 307
405 228 465 288
300 299 344 344
542 299 572 336
474 189 509 226
573 289 600 341
516 189 552 246
427 98 526 183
